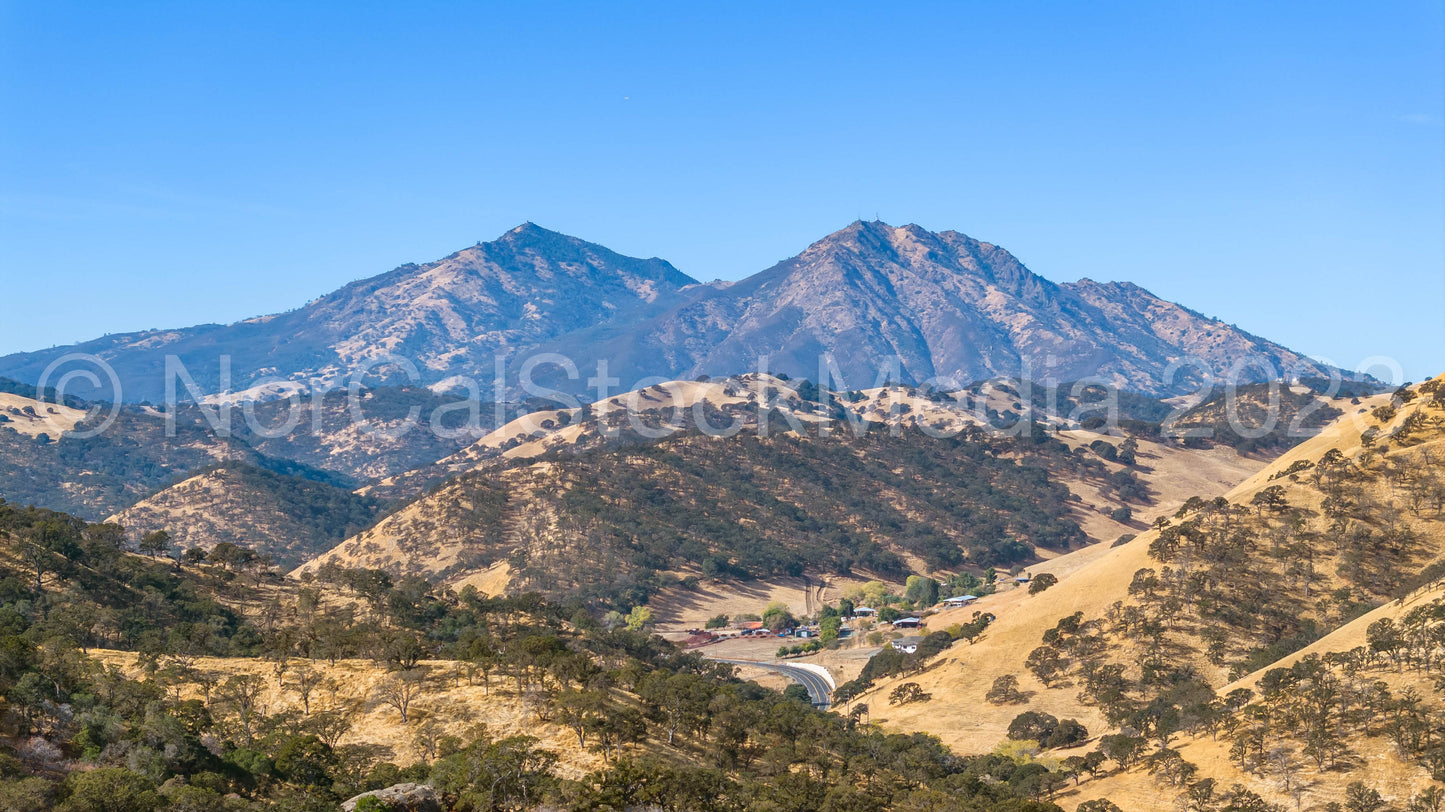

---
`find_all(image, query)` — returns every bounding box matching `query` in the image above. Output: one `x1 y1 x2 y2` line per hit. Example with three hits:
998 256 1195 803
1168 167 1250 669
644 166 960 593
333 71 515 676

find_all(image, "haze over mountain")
0 222 1353 402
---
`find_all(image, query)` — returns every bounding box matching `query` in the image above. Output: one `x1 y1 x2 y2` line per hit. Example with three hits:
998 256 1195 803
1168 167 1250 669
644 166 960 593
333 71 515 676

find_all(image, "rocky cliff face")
0 221 1348 401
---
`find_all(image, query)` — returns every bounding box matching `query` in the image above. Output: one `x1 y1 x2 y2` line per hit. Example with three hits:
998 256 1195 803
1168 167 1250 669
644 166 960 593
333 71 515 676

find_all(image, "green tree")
985 674 1025 705
1007 711 1059 743
429 734 557 811
138 530 171 558
556 689 608 748
639 672 711 746
625 606 654 632
760 602 795 632
1098 733 1148 769
275 734 336 788
1028 572 1059 595
819 615 842 645
59 768 161 812
1345 782 1388 812
904 576 940 607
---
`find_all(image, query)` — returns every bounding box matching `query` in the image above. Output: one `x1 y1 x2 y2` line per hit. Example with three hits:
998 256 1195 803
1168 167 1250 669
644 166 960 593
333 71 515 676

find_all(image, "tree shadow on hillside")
650 578 787 623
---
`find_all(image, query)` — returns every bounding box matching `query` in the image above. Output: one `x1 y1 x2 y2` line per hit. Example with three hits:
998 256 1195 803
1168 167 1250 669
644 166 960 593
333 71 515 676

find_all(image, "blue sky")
2 2 1442 382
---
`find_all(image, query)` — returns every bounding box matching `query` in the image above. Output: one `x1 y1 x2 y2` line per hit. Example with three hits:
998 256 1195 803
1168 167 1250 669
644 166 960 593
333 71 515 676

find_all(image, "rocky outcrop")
341 782 441 812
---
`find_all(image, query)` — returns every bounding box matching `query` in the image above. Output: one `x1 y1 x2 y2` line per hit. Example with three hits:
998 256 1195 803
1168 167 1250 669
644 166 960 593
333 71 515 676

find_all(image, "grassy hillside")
108 463 389 569
0 499 1079 812
0 398 263 520
852 373 1445 808
312 376 1271 615
1071 582 1445 811
0 498 262 655
958 376 1369 457
299 418 1103 607
1166 379 1360 455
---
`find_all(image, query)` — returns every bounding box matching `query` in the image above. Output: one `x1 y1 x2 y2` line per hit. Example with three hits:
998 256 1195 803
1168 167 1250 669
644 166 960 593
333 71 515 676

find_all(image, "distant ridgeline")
0 379 510 520
0 222 1371 404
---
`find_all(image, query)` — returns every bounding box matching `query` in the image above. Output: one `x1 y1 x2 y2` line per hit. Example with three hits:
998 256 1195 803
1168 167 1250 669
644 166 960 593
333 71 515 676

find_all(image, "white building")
890 636 924 654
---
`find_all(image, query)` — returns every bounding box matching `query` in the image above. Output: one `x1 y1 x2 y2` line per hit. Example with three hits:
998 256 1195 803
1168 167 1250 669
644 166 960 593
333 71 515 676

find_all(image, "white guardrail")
787 662 836 691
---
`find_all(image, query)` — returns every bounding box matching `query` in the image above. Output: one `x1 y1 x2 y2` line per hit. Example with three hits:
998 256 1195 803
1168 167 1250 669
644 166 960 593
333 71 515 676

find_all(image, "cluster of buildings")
684 584 1009 654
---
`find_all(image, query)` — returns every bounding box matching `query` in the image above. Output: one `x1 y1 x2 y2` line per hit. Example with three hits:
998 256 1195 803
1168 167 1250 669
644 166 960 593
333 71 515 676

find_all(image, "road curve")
709 657 832 709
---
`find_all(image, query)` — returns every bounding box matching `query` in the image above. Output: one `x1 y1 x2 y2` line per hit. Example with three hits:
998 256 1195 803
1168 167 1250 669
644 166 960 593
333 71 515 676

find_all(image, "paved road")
710 658 832 709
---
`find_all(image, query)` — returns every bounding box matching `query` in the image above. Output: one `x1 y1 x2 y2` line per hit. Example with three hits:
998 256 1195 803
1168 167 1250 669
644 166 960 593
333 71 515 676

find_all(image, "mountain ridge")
0 221 1358 402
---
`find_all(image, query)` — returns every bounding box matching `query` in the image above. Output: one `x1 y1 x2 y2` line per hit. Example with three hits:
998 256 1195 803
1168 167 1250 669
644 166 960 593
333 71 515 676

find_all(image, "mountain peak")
814 220 965 253
0 219 1355 402
491 221 574 249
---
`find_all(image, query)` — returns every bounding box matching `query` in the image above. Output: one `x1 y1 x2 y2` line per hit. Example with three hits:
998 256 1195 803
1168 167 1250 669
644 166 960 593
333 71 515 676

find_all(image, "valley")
0 225 1431 812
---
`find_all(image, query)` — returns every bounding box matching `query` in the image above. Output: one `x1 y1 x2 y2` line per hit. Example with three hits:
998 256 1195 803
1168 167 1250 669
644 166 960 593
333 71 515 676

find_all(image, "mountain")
0 223 697 403
0 222 1355 405
106 462 388 569
531 221 1351 396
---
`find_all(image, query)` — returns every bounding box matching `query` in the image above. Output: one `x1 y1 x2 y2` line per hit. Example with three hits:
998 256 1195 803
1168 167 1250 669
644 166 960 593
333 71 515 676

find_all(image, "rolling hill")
850 373 1445 810
295 374 1285 612
1071 579 1445 810
107 462 388 569
0 496 1077 812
